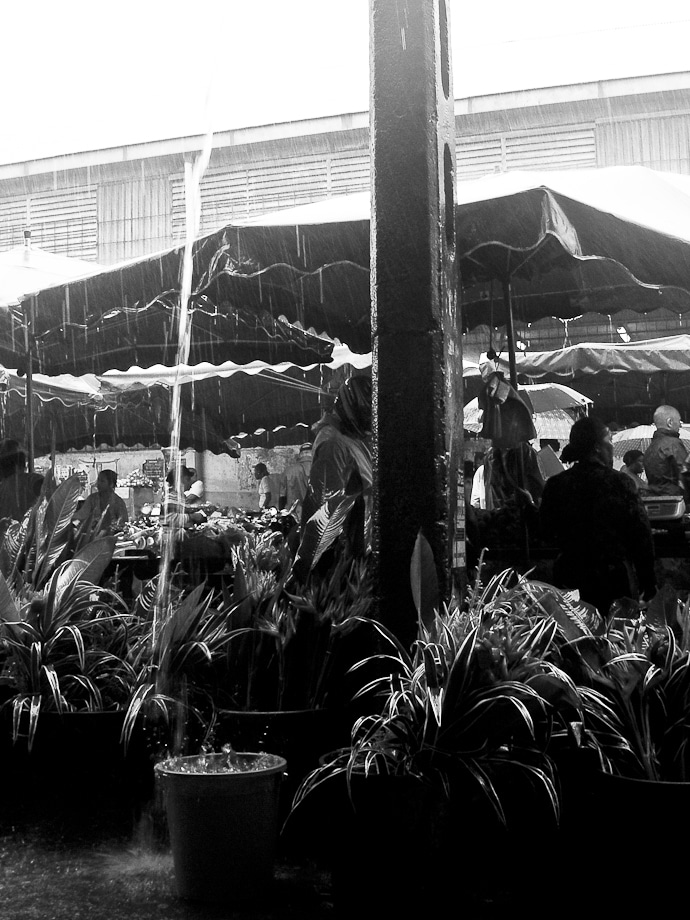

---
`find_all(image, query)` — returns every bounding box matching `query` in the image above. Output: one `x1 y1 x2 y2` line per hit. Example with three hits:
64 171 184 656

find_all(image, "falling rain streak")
153 134 214 650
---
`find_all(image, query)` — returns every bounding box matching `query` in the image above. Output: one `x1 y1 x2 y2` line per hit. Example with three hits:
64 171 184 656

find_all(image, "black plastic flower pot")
155 752 287 905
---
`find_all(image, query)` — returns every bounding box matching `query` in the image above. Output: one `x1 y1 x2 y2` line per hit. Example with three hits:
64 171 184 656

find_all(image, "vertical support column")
370 0 462 644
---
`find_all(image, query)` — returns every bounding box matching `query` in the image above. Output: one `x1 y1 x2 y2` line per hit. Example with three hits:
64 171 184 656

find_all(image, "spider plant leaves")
292 489 358 575
410 530 440 633
0 519 22 578
132 574 159 621
121 683 174 748
31 474 83 590
12 694 42 750
515 579 601 641
54 537 116 596
0 570 20 623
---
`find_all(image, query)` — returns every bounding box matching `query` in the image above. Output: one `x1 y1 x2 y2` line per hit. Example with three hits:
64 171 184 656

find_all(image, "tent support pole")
502 278 518 389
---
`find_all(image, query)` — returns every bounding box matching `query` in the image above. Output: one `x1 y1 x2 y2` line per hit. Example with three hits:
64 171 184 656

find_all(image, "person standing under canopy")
281 443 313 520
620 449 646 491
540 417 656 617
0 440 43 522
642 405 689 496
73 470 128 534
253 463 272 510
293 376 373 577
184 468 204 505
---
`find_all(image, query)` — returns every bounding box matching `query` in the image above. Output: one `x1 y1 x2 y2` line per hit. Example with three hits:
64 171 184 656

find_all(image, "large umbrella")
612 425 690 458
8 166 690 378
0 240 104 309
464 382 591 440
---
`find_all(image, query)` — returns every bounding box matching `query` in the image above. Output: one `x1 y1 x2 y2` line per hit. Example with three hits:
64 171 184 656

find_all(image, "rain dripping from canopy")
153 128 214 654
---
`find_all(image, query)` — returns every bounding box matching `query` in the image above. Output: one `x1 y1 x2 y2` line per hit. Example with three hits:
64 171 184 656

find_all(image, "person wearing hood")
297 375 373 564
642 405 689 496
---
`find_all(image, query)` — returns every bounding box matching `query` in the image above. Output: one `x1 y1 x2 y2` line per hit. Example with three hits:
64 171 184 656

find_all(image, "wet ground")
0 800 335 920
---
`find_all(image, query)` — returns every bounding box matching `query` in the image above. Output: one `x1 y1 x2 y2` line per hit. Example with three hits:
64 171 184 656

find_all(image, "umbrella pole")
502 278 518 389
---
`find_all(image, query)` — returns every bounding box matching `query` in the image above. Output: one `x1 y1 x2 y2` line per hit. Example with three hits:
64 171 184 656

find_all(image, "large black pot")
557 766 690 912
309 771 455 914
0 709 153 832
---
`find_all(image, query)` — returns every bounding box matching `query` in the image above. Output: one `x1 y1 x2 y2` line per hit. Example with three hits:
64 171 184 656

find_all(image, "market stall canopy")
483 335 690 378
9 166 690 376
0 364 103 447
3 350 369 455
0 365 101 409
3 349 478 455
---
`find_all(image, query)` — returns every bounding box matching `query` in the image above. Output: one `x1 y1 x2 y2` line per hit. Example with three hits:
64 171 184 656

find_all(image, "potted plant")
121 577 235 758
290 538 583 913
539 595 690 911
0 559 141 816
208 532 376 786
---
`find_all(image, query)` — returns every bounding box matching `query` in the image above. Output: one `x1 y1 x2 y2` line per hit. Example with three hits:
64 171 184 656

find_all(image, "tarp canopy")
8 165 690 376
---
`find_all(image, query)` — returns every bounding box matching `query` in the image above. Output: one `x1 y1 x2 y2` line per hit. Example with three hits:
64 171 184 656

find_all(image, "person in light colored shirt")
470 464 486 509
254 463 272 509
184 468 204 504
281 444 313 520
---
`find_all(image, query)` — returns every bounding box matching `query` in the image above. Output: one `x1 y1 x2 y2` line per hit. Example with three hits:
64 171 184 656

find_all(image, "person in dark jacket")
642 405 689 496
540 417 656 616
293 375 372 575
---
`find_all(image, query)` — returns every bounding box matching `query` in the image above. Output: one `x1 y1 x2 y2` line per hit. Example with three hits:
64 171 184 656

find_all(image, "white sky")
2 0 690 165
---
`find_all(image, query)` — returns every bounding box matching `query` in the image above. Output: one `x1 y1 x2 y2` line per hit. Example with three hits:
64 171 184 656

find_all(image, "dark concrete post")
370 0 463 645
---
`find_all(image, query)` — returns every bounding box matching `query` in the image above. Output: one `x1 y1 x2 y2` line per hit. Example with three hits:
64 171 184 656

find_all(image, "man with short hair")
642 405 689 496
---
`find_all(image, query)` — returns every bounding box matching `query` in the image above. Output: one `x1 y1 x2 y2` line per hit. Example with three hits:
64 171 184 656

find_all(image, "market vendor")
254 463 272 509
184 468 204 505
163 467 210 527
73 470 128 534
